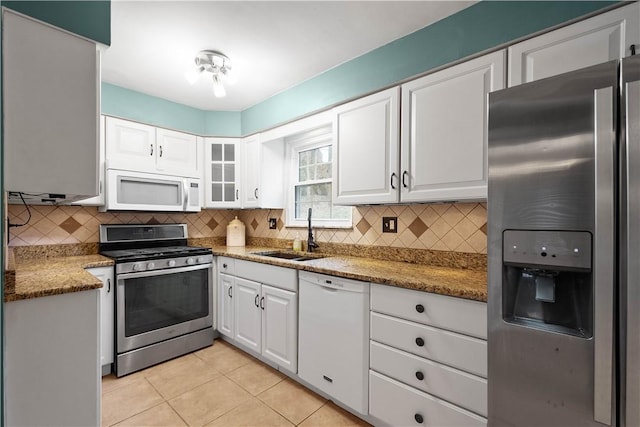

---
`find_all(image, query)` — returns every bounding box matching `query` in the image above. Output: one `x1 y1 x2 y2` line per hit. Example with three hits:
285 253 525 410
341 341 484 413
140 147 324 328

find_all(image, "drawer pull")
415 337 425 347
415 371 424 381
414 413 424 424
223 263 228 269
415 304 425 313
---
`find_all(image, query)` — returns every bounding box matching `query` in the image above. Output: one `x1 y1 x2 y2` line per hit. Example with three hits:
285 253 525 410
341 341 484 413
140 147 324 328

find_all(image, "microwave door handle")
183 180 189 211
593 86 615 426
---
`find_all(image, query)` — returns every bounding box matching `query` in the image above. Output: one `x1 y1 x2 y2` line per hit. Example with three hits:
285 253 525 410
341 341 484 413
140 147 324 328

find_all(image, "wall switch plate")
268 218 277 229
382 217 397 233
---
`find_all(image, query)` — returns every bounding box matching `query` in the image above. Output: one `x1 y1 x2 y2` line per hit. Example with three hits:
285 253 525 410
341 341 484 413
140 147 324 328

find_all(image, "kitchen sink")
253 251 325 262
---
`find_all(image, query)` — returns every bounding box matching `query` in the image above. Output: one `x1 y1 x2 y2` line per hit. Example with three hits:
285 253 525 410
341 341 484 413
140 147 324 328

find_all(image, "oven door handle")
117 263 212 280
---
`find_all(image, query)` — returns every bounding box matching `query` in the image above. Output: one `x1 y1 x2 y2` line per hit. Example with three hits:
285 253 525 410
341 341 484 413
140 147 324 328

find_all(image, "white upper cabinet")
3 10 99 203
155 128 199 177
400 50 505 202
242 135 262 208
204 137 242 208
333 87 400 205
242 134 286 209
509 2 639 86
106 116 199 178
106 117 156 172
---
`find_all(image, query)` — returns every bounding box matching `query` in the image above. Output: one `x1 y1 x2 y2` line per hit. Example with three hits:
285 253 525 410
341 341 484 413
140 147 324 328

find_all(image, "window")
286 125 352 228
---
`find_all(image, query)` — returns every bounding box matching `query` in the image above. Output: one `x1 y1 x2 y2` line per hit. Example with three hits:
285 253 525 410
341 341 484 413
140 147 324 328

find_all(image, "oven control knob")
197 257 206 263
168 260 176 267
187 258 195 265
132 263 143 271
147 262 155 269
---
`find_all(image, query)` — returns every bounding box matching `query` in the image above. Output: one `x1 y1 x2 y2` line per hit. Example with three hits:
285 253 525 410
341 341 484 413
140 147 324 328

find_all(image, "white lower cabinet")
370 371 486 427
370 341 487 417
217 257 298 373
261 284 298 370
369 283 487 426
218 272 235 338
87 266 115 375
234 276 263 352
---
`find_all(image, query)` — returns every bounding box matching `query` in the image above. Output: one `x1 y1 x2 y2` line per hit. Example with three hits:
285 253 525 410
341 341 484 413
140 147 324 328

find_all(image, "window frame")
285 126 352 229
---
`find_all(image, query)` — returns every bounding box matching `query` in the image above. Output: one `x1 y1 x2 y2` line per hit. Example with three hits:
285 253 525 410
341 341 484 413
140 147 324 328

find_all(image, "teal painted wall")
204 111 242 137
101 83 242 136
240 0 617 134
2 1 110 45
102 83 207 135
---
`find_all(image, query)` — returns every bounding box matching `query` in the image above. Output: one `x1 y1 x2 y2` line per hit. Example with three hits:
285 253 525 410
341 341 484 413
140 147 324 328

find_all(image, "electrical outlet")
268 218 277 229
382 217 397 233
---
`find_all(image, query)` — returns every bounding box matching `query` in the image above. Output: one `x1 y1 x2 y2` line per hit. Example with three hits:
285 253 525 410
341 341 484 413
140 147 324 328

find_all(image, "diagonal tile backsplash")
238 203 487 254
7 205 238 247
7 202 487 254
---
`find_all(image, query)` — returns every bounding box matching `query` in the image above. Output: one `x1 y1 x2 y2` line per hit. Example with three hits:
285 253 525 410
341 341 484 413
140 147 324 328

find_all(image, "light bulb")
212 74 226 98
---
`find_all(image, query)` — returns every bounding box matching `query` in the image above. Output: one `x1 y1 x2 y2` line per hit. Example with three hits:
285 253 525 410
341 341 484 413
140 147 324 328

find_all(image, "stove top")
98 224 212 264
101 245 212 263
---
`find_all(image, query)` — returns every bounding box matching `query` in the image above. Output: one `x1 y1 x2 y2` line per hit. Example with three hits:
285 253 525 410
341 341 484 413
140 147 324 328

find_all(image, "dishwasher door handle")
320 285 339 292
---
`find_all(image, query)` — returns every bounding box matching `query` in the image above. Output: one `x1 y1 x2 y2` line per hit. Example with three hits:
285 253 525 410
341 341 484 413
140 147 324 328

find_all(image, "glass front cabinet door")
204 138 242 208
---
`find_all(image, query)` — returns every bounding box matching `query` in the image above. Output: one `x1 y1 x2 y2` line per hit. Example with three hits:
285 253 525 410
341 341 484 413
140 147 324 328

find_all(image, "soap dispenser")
293 233 302 251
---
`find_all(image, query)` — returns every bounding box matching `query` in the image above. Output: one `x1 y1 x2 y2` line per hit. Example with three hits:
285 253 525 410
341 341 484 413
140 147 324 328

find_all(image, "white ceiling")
101 1 476 111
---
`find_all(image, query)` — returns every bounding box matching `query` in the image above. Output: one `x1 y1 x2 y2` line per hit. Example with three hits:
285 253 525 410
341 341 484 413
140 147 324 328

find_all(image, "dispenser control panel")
503 230 592 271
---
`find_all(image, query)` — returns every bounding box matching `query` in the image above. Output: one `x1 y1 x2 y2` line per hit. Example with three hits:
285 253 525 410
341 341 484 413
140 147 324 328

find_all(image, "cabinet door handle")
415 337 425 347
415 371 424 381
107 278 111 293
228 287 232 298
402 171 409 188
159 145 163 157
236 189 239 200
255 294 259 307
254 188 258 199
222 263 228 269
390 172 397 190
150 144 154 156
414 413 424 424
416 304 425 313
260 296 265 310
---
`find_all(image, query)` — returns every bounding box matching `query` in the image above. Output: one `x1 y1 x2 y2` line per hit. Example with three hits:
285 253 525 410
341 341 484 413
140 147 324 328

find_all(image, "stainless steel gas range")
99 223 216 377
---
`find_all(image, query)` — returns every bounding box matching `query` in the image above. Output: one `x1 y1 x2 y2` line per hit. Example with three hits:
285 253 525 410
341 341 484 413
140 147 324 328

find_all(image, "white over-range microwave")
103 169 200 212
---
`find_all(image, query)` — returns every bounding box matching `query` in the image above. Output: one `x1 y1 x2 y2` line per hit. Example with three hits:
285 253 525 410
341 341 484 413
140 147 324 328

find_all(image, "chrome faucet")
307 207 319 252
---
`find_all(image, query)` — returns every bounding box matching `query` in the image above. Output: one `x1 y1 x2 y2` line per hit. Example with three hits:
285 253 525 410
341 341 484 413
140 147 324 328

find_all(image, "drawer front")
371 312 487 378
218 257 235 275
370 341 487 416
369 370 486 427
235 259 298 292
371 283 487 339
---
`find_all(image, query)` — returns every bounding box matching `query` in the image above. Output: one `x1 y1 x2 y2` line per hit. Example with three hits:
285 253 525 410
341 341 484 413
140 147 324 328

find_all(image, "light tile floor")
102 340 371 426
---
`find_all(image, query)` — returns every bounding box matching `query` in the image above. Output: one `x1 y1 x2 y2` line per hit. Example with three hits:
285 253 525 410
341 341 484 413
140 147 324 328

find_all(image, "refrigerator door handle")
625 78 640 427
593 86 615 426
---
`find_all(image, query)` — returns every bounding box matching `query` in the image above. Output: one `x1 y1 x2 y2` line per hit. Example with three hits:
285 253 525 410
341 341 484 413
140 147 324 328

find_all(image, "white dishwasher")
298 271 370 415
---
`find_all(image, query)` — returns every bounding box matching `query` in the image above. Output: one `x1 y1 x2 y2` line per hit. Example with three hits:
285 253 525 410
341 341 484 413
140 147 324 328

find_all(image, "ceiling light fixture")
184 50 236 98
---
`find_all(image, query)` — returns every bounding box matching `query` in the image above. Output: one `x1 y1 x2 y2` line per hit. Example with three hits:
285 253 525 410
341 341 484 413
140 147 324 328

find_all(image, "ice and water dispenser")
502 230 593 338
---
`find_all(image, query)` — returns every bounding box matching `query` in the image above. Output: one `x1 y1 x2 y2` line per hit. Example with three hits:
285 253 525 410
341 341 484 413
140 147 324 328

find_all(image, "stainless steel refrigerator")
487 54 640 427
